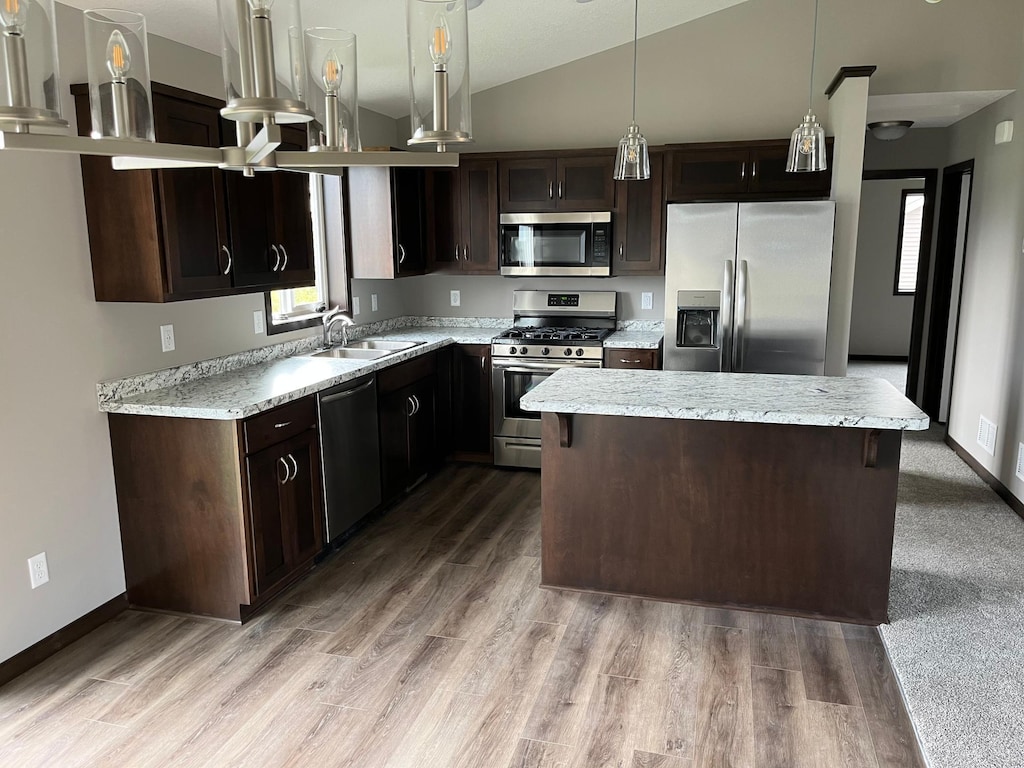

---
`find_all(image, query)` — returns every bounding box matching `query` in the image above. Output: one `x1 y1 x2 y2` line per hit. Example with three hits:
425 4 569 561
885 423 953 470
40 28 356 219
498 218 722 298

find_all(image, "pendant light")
613 0 649 181
786 0 826 173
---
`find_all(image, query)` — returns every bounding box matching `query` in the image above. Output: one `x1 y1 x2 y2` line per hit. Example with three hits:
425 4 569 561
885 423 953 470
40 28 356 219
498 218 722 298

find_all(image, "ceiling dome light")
868 120 914 141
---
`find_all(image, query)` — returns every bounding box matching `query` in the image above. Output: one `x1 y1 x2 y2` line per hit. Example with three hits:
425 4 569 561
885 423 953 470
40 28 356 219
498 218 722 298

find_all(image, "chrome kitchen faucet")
322 307 355 350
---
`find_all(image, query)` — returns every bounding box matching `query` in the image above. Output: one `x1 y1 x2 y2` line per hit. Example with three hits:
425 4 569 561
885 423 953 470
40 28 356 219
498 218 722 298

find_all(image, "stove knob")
509 346 517 355
575 348 585 357
520 347 528 355
541 348 550 356
563 348 573 357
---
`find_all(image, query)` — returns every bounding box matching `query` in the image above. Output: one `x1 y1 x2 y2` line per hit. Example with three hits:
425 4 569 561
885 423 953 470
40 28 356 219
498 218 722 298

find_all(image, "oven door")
499 214 611 277
492 358 600 440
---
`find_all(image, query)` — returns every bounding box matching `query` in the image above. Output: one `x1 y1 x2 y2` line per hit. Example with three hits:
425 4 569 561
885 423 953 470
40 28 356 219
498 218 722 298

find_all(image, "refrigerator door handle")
734 259 749 372
721 260 734 372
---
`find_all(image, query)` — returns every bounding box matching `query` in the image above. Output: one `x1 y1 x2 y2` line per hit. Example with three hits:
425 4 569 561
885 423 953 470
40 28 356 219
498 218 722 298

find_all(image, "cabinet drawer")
378 351 437 395
604 349 660 370
243 397 317 455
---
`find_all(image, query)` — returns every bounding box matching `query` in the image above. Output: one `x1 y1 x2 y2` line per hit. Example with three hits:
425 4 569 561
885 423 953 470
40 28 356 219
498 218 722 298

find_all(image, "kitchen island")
520 369 929 624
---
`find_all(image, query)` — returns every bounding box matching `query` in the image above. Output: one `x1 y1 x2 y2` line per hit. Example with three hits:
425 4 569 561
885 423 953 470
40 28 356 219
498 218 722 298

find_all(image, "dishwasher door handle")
320 379 376 405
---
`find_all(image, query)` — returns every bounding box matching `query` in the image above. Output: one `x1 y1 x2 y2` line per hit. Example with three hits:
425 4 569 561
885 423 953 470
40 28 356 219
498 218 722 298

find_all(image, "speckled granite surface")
99 325 503 419
603 330 663 349
519 368 930 430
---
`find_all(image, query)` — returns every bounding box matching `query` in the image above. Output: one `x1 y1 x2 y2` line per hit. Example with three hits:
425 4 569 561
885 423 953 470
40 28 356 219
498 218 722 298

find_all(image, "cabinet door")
557 156 616 211
273 127 317 287
426 168 461 271
500 159 557 212
666 148 750 201
748 143 833 198
279 431 323 567
223 168 276 288
460 159 499 273
612 152 665 276
379 388 413 505
407 378 436 485
452 345 492 458
392 168 427 275
153 94 232 297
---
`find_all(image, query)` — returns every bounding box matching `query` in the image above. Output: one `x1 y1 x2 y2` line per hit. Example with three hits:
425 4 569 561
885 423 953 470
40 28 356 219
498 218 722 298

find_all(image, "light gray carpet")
885 426 1024 768
848 360 909 394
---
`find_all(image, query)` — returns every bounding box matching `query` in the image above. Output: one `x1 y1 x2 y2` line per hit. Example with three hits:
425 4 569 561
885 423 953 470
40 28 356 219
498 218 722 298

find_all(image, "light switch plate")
450 290 461 307
160 324 175 353
28 552 48 589
253 310 265 335
352 296 361 315
641 292 654 310
371 294 378 312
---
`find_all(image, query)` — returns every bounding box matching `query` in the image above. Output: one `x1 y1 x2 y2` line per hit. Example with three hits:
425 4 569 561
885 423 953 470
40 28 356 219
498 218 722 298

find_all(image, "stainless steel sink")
311 347 392 360
345 340 422 352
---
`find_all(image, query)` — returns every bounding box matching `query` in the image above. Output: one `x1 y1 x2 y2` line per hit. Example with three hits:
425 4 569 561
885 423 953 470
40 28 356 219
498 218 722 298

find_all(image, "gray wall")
850 179 921 357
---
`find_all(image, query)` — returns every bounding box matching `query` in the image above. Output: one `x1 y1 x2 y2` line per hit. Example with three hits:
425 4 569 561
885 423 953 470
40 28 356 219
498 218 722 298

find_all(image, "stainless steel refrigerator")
663 201 836 374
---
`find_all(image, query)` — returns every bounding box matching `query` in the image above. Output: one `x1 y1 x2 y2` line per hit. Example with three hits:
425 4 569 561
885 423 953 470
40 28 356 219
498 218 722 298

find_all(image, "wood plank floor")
0 465 927 768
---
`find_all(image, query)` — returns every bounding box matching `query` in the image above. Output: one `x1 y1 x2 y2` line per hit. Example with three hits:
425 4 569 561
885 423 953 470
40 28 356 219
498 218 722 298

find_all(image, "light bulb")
322 49 342 94
106 29 132 80
428 11 452 67
1 0 28 34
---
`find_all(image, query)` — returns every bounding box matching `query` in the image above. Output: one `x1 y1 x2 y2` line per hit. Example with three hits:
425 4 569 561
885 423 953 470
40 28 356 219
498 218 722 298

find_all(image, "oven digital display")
547 294 580 308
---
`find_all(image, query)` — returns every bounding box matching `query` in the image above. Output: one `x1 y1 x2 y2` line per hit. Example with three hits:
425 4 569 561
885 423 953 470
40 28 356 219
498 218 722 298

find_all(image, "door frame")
860 169 938 401
924 160 975 423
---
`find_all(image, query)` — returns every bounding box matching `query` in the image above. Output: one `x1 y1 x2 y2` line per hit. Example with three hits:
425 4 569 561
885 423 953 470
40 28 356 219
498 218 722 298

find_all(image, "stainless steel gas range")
492 290 617 468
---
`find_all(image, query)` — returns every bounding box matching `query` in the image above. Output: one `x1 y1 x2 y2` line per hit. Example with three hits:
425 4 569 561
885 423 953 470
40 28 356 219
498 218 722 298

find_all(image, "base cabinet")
107 397 323 621
451 344 493 460
378 354 438 505
603 348 661 370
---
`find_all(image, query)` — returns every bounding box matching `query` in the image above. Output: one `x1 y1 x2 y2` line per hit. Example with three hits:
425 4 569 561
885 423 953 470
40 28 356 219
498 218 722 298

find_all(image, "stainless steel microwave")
499 212 612 277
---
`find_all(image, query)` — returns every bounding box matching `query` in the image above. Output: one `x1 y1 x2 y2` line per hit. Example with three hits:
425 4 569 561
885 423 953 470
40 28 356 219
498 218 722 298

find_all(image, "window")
265 174 342 335
894 190 926 295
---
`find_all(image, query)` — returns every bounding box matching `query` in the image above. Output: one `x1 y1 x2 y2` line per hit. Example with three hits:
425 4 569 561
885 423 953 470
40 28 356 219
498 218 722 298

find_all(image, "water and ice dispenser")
673 290 723 371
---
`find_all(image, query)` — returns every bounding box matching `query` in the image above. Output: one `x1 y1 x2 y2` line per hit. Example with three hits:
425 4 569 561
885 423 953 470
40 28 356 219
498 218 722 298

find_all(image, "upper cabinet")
666 140 834 203
348 166 427 279
499 154 616 212
73 82 316 303
612 151 665 276
427 158 499 275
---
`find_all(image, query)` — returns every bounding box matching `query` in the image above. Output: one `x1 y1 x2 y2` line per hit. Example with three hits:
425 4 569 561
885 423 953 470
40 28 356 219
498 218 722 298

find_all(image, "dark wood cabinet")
427 159 500 274
451 344 493 461
666 140 833 202
377 354 438 504
107 396 323 622
348 166 427 278
73 82 316 302
604 348 661 370
612 151 665 276
499 154 615 213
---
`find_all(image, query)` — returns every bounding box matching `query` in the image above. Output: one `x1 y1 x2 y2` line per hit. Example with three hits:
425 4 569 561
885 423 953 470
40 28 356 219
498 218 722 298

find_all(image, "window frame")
893 188 926 297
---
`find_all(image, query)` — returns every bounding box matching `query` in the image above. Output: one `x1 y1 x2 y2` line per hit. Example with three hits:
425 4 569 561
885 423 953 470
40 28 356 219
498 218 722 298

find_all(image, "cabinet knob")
221 245 232 275
271 244 282 272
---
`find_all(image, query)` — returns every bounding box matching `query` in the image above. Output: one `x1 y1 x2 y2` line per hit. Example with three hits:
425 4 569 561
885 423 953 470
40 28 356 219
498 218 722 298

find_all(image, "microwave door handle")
722 260 734 373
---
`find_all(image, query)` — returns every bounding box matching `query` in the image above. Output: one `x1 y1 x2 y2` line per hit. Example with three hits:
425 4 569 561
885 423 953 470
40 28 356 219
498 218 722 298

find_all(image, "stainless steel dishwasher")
318 374 382 544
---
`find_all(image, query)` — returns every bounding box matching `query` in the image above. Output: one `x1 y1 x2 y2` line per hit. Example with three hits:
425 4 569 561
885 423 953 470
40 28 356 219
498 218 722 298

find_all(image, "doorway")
924 160 975 423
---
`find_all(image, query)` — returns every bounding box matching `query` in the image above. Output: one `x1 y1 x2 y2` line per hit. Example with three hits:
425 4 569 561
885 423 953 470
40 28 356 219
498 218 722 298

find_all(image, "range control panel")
547 294 580 308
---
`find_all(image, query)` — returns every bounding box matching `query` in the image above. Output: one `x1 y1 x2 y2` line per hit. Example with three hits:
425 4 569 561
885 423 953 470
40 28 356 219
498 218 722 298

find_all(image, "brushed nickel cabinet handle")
279 244 288 271
619 243 624 261
621 359 642 365
277 456 290 484
406 396 416 417
548 182 554 199
463 245 468 261
274 421 292 429
558 181 564 199
454 244 460 261
221 245 232 275
271 244 281 271
288 454 298 482
740 162 746 180
398 244 407 264
751 162 758 180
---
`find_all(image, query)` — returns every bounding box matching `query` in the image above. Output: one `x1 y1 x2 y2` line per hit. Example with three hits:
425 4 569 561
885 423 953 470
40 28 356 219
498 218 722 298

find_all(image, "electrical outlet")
1016 443 1024 483
450 290 461 307
28 552 49 589
977 415 997 456
253 310 265 335
352 296 361 316
371 294 378 312
641 292 654 310
160 324 175 353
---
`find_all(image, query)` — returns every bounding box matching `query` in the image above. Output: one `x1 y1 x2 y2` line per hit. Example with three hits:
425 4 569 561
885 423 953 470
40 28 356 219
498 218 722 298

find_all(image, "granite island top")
602 330 663 349
519 368 930 430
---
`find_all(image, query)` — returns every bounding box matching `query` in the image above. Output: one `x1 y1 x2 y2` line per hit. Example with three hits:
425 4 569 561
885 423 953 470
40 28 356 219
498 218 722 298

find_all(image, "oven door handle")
492 360 600 372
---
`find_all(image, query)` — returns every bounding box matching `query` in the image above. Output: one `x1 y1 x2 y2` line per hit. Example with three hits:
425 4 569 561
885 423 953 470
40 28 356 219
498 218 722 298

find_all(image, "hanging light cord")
807 0 819 111
631 0 639 123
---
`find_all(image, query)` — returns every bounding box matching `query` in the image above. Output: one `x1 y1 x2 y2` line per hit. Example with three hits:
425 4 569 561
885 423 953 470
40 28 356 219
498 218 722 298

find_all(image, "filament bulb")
106 29 132 80
1 0 28 34
428 12 452 67
322 49 342 94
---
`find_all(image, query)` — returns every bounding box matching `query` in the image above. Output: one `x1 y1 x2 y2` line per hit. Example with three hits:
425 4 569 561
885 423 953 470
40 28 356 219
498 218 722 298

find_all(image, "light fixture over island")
520 369 930 625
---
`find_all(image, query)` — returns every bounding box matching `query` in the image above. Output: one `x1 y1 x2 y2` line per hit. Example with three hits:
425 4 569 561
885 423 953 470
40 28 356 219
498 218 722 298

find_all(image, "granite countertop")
519 369 930 430
603 330 663 350
101 326 500 420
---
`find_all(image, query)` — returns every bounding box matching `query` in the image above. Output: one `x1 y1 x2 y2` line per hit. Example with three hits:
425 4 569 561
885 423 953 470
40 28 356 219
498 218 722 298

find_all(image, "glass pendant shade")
304 28 360 152
786 112 826 172
407 0 472 150
84 9 153 141
0 0 65 132
614 122 650 181
217 0 311 125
